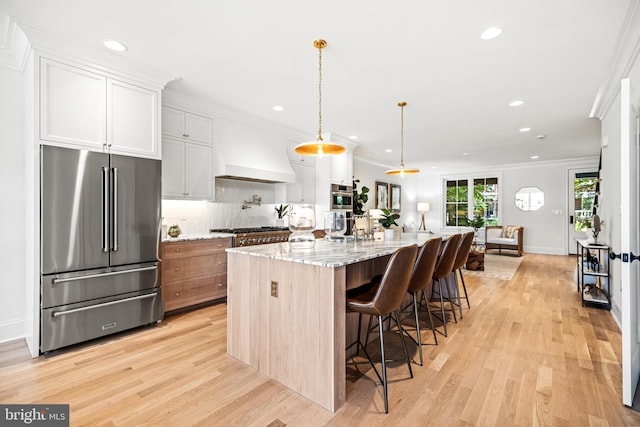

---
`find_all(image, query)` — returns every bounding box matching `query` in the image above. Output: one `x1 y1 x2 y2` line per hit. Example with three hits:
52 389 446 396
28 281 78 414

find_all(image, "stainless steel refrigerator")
40 145 163 353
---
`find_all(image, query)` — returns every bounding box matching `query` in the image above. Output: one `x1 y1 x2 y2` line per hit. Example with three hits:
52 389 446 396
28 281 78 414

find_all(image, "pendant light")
385 101 420 176
294 39 346 157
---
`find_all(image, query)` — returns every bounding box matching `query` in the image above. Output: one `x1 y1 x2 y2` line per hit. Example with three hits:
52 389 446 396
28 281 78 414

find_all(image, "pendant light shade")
294 39 346 157
385 102 420 176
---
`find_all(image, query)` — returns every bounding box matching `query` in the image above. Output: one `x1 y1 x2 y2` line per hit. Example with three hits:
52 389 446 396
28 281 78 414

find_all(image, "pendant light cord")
317 46 323 141
400 102 405 168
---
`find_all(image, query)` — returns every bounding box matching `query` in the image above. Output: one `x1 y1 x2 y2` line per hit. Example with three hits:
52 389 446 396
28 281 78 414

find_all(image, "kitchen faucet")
242 194 262 209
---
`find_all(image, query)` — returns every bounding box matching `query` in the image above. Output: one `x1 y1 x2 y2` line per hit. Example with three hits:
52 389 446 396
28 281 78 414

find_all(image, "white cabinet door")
287 162 315 203
185 113 213 144
162 139 213 199
40 58 106 149
162 139 185 198
185 143 213 199
162 106 213 145
161 106 185 139
108 79 158 158
330 151 353 185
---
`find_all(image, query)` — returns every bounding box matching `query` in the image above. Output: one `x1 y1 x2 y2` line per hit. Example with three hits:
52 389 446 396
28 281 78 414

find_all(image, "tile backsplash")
162 178 290 235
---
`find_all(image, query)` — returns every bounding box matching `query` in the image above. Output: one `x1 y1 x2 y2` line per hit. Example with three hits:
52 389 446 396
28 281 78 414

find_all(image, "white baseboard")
522 245 566 255
0 318 25 344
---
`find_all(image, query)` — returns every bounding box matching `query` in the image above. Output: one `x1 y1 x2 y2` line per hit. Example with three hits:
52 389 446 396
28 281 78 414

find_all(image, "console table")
576 240 611 310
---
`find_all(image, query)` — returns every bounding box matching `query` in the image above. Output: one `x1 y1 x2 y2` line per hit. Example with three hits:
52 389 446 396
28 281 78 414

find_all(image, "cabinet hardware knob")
218 284 223 287
175 292 180 297
175 267 180 272
175 248 180 252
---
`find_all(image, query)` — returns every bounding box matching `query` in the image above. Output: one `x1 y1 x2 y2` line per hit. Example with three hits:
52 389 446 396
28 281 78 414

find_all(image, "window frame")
442 172 503 229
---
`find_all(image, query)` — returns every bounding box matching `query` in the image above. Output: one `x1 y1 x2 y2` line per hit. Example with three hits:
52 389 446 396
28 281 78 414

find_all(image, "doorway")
568 169 598 254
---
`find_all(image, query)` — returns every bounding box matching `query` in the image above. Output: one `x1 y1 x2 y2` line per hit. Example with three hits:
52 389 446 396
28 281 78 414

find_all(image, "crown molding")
590 0 640 119
0 15 30 71
15 21 176 89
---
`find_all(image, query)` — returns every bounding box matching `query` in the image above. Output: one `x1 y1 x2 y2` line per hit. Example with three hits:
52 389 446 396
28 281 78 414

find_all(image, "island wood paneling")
227 252 346 412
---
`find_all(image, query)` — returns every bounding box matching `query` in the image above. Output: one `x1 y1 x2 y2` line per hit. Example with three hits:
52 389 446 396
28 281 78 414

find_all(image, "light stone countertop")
226 233 441 268
162 232 235 243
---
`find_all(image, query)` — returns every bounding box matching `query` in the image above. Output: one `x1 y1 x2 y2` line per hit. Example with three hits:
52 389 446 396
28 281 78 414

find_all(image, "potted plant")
274 204 289 227
379 208 400 240
352 179 369 215
469 214 485 232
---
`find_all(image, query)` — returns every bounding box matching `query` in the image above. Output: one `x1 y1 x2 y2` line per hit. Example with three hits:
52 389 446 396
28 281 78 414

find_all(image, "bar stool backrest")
371 244 418 315
433 234 462 280
408 237 442 294
452 232 475 271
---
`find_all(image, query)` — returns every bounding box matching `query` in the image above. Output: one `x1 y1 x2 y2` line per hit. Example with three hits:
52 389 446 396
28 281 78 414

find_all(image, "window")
445 176 499 227
574 173 598 231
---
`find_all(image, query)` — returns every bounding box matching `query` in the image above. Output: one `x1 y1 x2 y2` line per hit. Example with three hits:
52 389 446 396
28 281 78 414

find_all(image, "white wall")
0 61 27 343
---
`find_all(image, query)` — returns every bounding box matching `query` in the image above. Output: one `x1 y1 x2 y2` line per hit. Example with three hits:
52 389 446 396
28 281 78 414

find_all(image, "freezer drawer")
40 288 163 353
41 263 158 309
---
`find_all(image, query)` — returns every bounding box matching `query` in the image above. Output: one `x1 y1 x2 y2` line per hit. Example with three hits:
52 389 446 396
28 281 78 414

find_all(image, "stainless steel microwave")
330 184 353 210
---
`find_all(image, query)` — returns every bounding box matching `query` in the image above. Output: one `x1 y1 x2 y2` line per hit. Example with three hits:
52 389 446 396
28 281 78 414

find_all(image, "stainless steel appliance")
330 184 353 211
40 146 163 353
210 227 291 246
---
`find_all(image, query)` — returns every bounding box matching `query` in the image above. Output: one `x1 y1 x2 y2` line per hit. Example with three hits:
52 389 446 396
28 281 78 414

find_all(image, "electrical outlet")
271 281 278 298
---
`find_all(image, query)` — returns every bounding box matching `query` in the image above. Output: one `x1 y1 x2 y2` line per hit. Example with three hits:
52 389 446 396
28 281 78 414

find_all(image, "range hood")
214 118 296 183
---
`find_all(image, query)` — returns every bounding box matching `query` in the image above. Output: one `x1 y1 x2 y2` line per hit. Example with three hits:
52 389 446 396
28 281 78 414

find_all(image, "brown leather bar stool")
450 231 475 319
402 237 442 365
346 244 418 414
430 233 462 337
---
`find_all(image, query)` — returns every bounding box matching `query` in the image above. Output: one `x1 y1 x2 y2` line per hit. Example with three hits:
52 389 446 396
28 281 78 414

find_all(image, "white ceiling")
2 0 632 172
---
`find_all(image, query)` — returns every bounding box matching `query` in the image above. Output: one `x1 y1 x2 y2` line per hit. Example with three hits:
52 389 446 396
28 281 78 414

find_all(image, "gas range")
210 227 291 246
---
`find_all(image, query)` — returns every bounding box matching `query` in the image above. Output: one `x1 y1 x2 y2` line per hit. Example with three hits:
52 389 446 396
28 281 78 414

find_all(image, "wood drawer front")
164 274 227 311
162 238 232 259
163 253 226 282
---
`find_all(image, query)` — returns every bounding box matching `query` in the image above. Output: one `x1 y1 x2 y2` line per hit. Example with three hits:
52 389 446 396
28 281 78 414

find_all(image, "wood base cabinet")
161 238 232 312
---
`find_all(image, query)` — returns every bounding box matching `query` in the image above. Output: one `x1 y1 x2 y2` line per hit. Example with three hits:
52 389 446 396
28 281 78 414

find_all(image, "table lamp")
417 202 430 231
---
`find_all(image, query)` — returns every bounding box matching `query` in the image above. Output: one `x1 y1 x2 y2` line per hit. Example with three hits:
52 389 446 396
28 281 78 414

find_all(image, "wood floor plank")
2 254 640 425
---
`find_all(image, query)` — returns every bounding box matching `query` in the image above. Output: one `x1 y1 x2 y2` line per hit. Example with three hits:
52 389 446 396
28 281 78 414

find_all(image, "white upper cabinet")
287 162 315 203
40 59 107 150
39 57 161 159
161 139 213 200
162 106 213 145
161 105 214 200
108 79 158 157
330 151 353 185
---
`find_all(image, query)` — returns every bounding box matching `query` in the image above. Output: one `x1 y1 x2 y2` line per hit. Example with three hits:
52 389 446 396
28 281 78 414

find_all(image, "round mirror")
515 187 544 211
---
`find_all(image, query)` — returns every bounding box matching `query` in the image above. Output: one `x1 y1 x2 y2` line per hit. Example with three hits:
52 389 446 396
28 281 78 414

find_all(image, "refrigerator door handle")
102 166 110 253
51 292 158 317
51 265 158 285
112 167 119 252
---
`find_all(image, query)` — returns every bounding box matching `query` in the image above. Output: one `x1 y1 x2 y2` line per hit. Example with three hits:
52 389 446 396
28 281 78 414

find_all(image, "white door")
620 77 640 406
567 168 599 254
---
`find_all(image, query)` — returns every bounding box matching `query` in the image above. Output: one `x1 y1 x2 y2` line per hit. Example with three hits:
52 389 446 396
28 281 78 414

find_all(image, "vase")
384 228 395 241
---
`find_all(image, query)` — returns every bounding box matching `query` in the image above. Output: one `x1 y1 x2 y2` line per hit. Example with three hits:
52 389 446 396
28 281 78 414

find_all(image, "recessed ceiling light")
431 166 437 169
103 40 127 52
385 149 392 153
463 152 469 156
272 105 284 112
349 135 358 140
519 127 531 132
509 100 524 107
480 27 503 40
536 134 546 140
531 155 539 159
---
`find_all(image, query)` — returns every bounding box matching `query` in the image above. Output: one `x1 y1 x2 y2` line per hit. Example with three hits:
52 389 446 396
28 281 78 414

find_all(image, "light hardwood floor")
2 253 640 426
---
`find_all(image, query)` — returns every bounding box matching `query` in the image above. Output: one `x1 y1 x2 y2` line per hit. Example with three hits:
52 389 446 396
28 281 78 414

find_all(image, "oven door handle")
51 266 157 285
52 292 157 318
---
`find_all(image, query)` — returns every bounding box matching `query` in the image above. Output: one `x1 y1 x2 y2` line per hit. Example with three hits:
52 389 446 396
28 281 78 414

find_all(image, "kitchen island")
226 234 436 412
